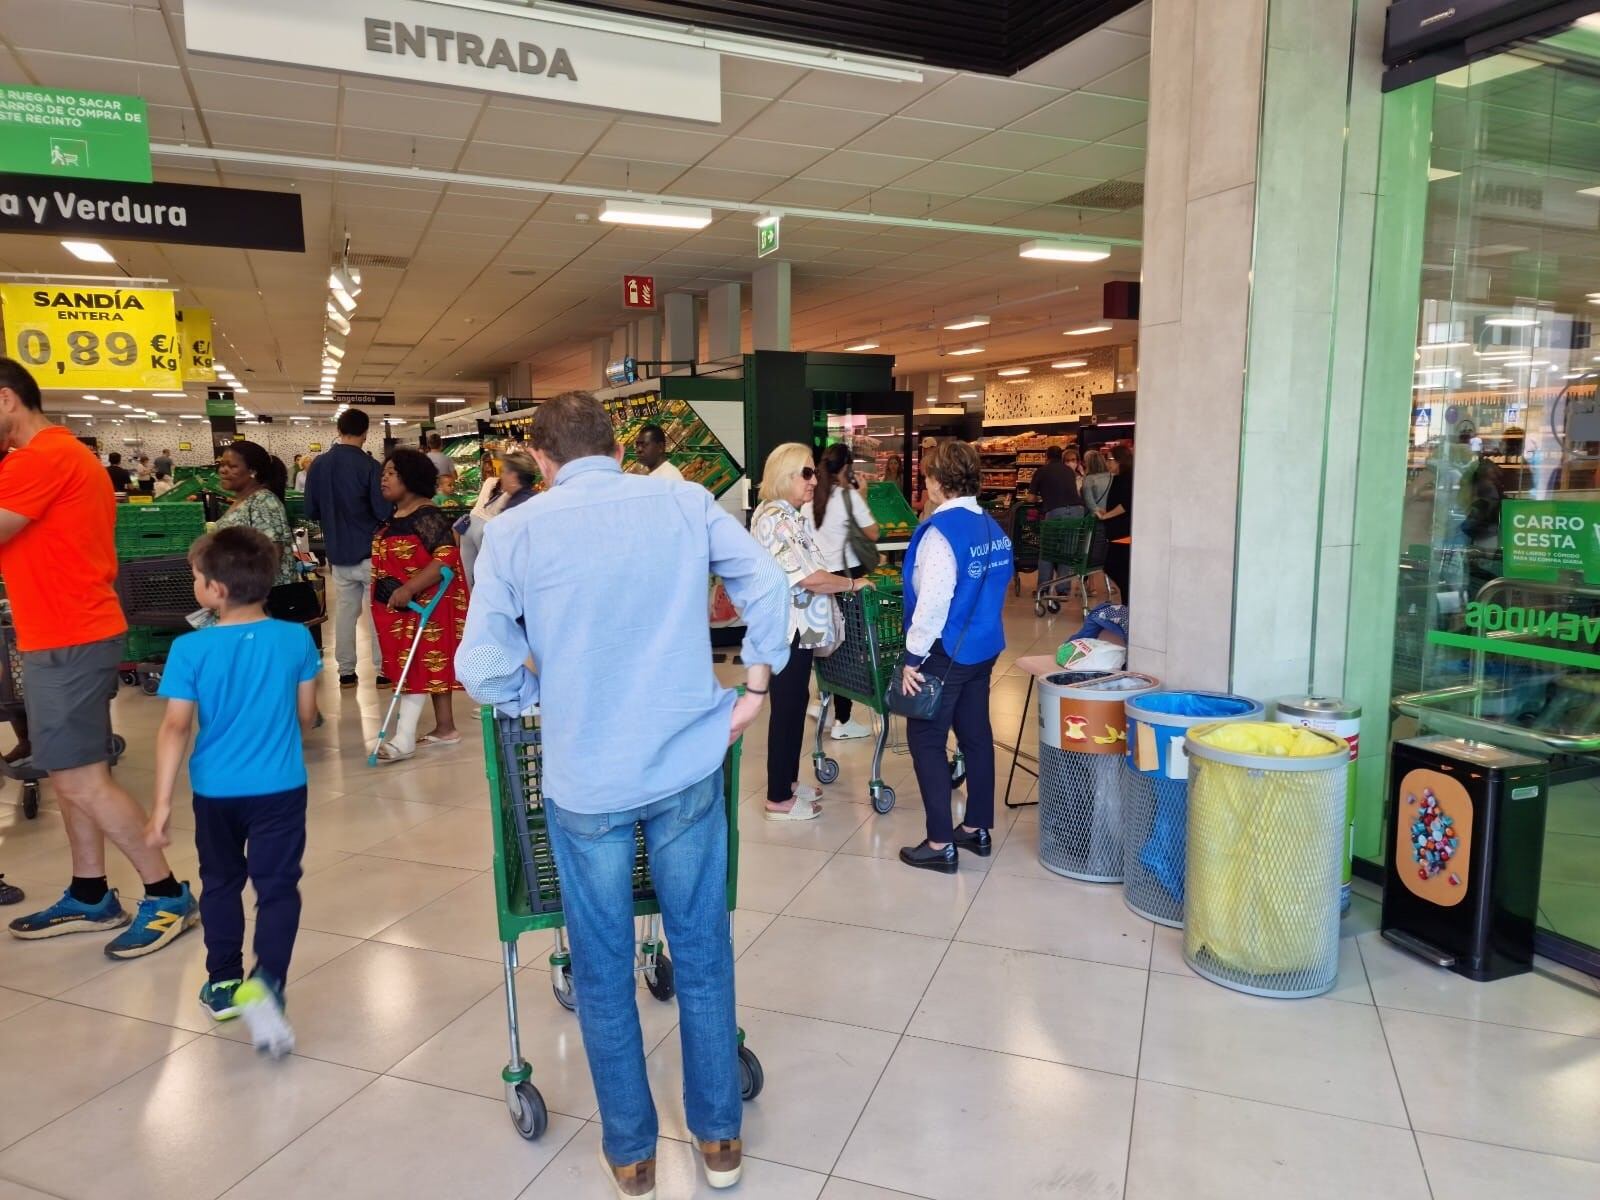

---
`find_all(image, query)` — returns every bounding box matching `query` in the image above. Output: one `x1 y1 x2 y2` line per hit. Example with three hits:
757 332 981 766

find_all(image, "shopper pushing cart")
458 391 791 1193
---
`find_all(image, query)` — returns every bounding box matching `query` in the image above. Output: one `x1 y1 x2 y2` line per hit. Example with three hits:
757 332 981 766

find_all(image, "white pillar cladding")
634 314 662 366
752 260 792 351
663 291 697 368
590 337 611 389
707 282 742 362
1129 0 1387 699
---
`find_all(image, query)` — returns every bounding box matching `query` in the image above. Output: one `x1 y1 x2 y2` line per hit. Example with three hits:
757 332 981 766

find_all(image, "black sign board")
304 390 396 406
0 173 305 252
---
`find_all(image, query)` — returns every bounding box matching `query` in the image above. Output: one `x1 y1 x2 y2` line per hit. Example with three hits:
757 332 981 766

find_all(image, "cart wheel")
140 673 161 696
109 734 126 764
738 1044 764 1102
871 784 895 815
645 952 675 1002
1034 600 1046 617
120 671 138 686
949 757 967 789
550 963 577 1013
22 781 39 820
511 1080 548 1140
1047 599 1061 614
814 757 840 785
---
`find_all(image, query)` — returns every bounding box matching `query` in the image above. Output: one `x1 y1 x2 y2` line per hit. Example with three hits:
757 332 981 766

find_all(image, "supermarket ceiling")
0 0 1151 415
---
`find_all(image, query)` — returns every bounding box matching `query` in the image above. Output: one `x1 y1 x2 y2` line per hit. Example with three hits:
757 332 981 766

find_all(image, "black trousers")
193 785 308 987
1104 540 1131 604
766 634 815 802
905 648 998 844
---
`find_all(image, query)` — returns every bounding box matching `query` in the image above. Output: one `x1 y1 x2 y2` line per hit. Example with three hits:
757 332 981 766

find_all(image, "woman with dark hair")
457 448 538 585
897 438 1012 873
1096 444 1134 603
369 447 469 761
215 441 294 587
806 442 879 740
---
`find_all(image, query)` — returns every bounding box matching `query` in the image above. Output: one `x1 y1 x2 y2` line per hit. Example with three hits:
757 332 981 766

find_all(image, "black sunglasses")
800 466 816 480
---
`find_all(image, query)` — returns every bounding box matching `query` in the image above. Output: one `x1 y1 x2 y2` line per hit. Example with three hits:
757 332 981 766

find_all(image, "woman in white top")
751 443 874 821
457 450 538 585
806 442 880 742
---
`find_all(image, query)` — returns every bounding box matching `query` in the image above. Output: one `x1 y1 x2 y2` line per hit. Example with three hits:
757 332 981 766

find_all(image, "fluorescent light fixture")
947 346 985 356
924 395 938 403
150 418 167 424
152 391 187 398
328 266 362 312
178 414 205 420
1018 239 1111 263
1484 315 1536 327
435 397 466 405
996 367 1030 377
117 403 132 410
943 316 990 331
213 362 227 373
324 340 346 360
844 342 880 352
82 394 98 401
65 413 93 418
957 391 981 399
326 303 352 335
1064 325 1112 336
99 398 117 405
61 240 115 263
598 199 713 230
944 374 975 383
1051 360 1088 369
233 387 248 395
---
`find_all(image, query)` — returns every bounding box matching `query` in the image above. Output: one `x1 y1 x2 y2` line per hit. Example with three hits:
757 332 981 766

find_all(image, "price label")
0 283 180 389
176 306 216 383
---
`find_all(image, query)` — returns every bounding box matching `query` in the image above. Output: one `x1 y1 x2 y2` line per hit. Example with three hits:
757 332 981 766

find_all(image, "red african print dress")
369 505 470 695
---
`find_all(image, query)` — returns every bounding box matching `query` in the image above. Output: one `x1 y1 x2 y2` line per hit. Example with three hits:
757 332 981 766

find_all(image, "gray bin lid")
1041 670 1160 701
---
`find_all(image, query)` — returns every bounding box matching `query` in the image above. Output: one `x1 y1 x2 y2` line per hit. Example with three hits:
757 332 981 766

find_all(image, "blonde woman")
751 443 873 820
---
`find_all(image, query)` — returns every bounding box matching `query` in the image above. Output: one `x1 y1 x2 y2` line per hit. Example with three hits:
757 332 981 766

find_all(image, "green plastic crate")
865 482 917 540
115 503 206 561
123 625 181 662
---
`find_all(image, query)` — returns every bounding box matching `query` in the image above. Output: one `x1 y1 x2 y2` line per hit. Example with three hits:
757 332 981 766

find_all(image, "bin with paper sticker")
1122 691 1264 925
1037 670 1160 881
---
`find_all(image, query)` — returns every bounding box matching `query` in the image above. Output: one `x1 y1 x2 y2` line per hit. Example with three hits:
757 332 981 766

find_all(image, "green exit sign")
0 85 152 182
757 216 780 257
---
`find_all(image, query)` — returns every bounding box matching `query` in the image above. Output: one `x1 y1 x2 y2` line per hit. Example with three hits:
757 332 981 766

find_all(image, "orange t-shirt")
0 426 127 651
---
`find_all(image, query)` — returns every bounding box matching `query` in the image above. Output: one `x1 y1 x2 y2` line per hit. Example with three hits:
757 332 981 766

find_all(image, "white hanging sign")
183 0 722 123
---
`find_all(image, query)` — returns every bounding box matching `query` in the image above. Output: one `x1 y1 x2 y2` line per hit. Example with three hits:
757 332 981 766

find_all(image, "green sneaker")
236 975 294 1059
199 979 242 1022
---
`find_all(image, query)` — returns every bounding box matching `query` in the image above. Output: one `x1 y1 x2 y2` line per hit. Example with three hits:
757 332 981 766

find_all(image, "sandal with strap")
764 798 822 822
375 741 415 764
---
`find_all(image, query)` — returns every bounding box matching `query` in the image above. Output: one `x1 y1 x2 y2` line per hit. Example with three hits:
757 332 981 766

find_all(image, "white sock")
390 694 427 753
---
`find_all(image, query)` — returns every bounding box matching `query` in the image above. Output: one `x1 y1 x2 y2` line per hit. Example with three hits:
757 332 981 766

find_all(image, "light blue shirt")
456 456 791 815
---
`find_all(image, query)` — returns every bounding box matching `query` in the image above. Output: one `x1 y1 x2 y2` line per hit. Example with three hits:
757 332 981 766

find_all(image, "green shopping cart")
484 708 763 1141
1036 514 1103 618
812 585 905 813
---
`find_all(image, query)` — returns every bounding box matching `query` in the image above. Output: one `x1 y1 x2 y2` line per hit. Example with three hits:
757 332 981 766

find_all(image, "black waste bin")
1380 735 1548 982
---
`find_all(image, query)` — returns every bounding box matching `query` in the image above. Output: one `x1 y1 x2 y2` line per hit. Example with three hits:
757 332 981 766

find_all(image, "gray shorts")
20 635 125 772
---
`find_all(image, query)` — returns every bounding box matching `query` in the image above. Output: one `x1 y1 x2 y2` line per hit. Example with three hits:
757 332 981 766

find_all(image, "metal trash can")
1183 721 1349 998
1037 670 1160 881
1272 697 1361 914
1122 691 1264 926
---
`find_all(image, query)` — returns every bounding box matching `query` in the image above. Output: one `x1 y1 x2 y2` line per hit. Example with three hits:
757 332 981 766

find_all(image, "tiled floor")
1 600 1598 1199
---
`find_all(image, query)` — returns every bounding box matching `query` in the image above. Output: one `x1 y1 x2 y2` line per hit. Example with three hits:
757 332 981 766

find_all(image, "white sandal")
765 798 822 822
418 732 463 749
375 741 414 764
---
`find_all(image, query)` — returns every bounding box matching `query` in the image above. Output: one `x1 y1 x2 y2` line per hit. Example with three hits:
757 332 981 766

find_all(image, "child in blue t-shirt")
144 526 321 1058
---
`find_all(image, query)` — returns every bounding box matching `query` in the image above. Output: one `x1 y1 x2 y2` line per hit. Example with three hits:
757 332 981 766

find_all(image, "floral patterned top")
751 498 834 647
215 488 296 586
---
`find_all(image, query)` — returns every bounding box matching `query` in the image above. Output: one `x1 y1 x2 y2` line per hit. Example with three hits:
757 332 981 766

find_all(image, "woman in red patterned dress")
369 447 470 763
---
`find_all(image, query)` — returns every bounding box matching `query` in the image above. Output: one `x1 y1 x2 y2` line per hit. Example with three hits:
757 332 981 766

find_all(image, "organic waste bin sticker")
1395 769 1472 907
1503 499 1600 584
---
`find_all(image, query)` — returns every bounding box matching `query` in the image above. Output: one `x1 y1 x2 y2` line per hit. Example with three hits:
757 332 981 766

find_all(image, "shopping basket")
484 708 762 1141
1036 514 1103 618
813 586 904 812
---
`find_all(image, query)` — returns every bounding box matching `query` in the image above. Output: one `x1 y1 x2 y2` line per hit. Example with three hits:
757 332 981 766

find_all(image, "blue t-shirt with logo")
158 618 322 798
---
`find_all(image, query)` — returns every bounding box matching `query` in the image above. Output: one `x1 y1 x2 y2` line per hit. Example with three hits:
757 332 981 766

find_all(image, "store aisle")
0 596 1597 1200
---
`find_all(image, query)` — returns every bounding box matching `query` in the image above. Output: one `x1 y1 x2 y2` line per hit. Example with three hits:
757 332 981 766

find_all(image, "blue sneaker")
8 888 129 939
103 884 198 960
199 979 243 1022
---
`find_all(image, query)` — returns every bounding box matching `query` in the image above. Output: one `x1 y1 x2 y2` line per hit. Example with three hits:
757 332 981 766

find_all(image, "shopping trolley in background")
115 553 202 694
814 585 905 813
1035 514 1104 618
484 709 763 1142
1010 501 1043 598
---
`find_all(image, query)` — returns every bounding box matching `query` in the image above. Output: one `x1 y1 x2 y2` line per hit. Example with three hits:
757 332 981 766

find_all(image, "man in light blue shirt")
457 391 788 1194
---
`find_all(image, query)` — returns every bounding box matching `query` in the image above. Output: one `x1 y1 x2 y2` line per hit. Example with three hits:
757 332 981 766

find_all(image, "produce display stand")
484 708 763 1141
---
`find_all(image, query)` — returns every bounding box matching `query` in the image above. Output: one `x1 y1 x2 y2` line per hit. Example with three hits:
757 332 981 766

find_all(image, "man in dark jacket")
303 409 393 687
1032 446 1084 606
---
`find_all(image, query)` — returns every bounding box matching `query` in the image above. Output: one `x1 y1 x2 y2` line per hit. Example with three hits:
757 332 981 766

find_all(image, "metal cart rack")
1035 514 1104 618
114 554 201 694
484 708 763 1142
813 586 904 813
1010 501 1043 598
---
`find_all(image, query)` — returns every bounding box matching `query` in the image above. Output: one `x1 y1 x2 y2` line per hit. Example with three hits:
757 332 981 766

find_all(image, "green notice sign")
1502 499 1600 584
0 85 151 182
205 388 236 418
757 216 780 257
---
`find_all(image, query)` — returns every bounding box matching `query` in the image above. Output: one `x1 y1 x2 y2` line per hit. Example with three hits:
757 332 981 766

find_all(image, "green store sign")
1428 601 1600 671
1502 499 1600 584
0 85 151 183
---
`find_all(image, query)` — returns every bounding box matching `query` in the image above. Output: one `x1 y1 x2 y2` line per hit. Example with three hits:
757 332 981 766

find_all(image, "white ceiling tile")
697 137 826 175
622 92 769 134
454 145 583 181
564 156 686 191
890 161 1017 196
341 87 483 140
845 117 986 159
670 166 790 202
780 69 948 115
1106 1 1154 36
1038 143 1146 180
946 130 1088 171
843 189 943 218
930 197 1038 224
901 76 1063 126
19 50 190 106
342 128 463 170
10 0 176 66
737 101 885 149
588 122 726 165
803 150 925 187
718 57 807 99
1085 56 1151 102
188 70 340 124
208 113 339 157
1106 122 1147 149
756 179 874 208
978 172 1101 204
1015 30 1151 90
1008 92 1147 141
472 105 611 153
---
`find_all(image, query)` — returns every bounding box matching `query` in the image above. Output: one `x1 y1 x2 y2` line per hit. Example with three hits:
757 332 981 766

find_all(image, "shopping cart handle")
408 565 457 618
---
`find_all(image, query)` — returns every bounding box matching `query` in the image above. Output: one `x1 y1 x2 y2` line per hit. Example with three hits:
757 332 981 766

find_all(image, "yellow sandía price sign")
0 283 180 389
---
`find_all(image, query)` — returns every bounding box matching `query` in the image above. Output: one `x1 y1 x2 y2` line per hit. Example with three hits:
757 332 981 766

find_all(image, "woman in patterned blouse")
214 441 295 586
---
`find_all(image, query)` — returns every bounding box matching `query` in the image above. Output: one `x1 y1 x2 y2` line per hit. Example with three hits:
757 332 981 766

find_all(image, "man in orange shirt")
0 359 197 959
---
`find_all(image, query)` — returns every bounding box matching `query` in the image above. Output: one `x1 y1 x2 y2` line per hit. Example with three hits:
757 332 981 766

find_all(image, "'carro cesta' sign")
183 0 722 124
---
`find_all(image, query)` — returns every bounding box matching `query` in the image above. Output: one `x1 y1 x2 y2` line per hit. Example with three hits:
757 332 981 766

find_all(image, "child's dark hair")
189 527 279 606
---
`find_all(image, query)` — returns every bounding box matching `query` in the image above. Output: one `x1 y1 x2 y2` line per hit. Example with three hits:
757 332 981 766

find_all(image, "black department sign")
304 391 396 406
0 174 304 251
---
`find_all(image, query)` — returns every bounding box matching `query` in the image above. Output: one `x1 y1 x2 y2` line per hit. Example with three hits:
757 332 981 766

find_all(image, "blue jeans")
545 769 739 1166
1038 505 1085 593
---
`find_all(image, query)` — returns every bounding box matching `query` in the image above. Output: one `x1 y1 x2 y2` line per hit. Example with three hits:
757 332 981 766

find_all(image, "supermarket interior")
0 1 1598 1199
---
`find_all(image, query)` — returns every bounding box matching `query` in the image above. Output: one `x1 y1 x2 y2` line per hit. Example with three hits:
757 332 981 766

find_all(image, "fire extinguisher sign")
622 275 656 309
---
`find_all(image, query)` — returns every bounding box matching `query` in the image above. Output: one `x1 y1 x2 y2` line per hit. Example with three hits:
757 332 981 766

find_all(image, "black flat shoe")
951 827 992 857
899 841 958 874
338 674 358 689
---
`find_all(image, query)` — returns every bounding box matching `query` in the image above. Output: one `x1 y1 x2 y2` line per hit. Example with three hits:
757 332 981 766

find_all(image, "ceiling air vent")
340 253 412 270
1055 181 1144 211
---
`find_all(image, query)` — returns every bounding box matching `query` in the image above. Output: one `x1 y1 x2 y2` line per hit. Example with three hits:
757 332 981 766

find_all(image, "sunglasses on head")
800 466 816 480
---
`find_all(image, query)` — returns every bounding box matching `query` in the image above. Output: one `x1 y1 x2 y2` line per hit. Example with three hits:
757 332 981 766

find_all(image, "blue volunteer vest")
902 506 1013 664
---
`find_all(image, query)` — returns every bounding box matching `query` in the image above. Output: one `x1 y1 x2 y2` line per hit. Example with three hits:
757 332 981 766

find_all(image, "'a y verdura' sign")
183 0 722 123
0 174 305 251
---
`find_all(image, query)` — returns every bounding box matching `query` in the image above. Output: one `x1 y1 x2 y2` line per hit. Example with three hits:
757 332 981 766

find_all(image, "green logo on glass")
0 86 152 183
1502 499 1600 584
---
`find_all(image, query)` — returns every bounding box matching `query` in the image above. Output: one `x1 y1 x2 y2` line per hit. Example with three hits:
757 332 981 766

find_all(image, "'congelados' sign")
183 0 721 123
1502 499 1600 584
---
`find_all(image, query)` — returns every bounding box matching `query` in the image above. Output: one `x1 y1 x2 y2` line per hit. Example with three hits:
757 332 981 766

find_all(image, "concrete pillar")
707 282 742 362
591 338 611 388
634 314 662 366
752 260 791 351
664 292 697 369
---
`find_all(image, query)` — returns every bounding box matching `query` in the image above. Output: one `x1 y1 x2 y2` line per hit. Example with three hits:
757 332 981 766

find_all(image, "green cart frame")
484 708 763 1141
1035 514 1104 618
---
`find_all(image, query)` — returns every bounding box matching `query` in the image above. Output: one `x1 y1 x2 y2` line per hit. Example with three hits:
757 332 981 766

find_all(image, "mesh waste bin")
1037 670 1160 881
1122 691 1264 926
1183 722 1349 998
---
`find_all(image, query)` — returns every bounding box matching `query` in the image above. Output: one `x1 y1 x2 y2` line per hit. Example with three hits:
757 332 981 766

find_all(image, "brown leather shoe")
698 1137 743 1189
598 1146 655 1199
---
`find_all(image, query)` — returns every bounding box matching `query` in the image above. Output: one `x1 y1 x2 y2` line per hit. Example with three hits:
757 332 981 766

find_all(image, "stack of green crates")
116 503 206 664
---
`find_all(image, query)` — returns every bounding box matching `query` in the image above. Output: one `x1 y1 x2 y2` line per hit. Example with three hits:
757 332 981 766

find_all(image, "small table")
1002 654 1060 809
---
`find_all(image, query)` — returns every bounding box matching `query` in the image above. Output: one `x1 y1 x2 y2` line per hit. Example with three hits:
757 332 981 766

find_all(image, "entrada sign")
0 174 305 251
184 0 721 123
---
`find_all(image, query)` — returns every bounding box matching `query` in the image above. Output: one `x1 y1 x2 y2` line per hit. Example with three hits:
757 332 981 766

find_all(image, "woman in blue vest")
898 439 1013 872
